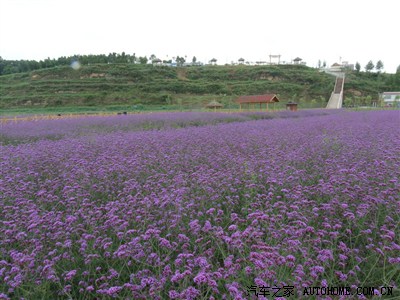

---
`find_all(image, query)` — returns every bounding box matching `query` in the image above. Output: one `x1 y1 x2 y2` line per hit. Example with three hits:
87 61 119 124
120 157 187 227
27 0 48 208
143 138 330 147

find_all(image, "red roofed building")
236 94 279 111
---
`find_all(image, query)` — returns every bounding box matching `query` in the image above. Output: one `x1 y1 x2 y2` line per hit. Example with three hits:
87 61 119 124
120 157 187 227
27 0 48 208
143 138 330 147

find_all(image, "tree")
355 62 361 73
138 56 148 64
192 56 197 64
365 60 374 72
376 60 384 73
365 95 372 106
120 52 127 63
176 56 185 66
149 54 156 62
107 52 117 63
395 65 400 86
149 54 161 64
130 53 136 64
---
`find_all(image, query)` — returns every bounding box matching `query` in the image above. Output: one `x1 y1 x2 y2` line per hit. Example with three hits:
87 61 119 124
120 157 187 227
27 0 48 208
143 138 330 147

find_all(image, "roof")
236 94 279 104
293 57 302 61
206 100 223 108
382 92 400 95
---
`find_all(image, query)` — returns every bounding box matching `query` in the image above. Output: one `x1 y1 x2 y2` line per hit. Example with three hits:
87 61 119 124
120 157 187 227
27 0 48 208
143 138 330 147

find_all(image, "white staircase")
326 74 345 109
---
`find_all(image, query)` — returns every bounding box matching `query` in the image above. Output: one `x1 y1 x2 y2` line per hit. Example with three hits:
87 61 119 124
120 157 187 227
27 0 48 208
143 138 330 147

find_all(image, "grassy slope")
0 63 397 113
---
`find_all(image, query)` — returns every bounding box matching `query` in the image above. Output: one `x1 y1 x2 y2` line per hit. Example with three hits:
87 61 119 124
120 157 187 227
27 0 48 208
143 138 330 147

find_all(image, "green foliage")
149 54 157 62
365 60 374 72
138 56 148 64
355 62 361 73
0 53 142 75
376 60 384 72
176 56 186 66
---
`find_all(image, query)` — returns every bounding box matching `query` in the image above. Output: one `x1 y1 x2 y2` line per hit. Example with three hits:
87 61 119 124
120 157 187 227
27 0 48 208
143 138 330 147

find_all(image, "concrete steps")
326 75 344 109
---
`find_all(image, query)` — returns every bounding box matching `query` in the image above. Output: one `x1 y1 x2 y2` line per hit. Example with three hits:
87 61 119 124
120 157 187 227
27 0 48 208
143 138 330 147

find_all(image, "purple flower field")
0 110 334 145
1 110 399 299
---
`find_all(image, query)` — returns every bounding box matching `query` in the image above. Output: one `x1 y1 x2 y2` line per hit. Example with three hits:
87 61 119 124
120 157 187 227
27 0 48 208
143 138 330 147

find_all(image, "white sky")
0 0 399 73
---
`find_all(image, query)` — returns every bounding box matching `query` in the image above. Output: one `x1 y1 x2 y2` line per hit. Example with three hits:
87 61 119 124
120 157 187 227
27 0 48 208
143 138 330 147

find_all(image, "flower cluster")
1 110 399 299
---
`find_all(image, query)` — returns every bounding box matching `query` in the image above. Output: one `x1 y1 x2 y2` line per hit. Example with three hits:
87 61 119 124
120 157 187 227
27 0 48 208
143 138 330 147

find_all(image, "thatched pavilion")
236 94 279 111
206 100 223 111
293 57 303 64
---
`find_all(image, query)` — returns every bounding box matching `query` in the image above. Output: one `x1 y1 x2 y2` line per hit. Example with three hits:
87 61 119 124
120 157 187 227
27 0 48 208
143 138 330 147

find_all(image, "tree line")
0 53 398 77
355 60 385 73
0 52 190 76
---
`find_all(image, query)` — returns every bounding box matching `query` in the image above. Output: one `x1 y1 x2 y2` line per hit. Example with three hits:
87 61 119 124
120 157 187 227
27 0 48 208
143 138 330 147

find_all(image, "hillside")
1 63 399 112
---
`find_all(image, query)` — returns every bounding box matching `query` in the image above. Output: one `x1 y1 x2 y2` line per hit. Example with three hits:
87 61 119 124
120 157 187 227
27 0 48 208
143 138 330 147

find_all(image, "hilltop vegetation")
1 59 399 112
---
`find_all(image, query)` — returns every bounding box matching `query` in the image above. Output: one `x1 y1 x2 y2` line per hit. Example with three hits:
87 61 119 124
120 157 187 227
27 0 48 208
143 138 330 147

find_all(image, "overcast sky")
0 0 399 73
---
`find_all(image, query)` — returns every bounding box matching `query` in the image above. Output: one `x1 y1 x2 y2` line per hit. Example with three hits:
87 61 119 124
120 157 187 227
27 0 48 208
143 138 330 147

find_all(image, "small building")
209 58 218 65
206 100 223 111
286 102 298 111
238 58 245 64
293 57 302 64
236 94 279 111
269 55 281 65
341 61 354 71
152 58 162 65
381 92 400 106
328 62 354 72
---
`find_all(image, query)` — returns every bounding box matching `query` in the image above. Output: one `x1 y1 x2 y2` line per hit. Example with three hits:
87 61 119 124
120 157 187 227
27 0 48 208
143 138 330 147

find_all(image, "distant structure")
269 55 281 65
341 61 354 71
328 62 354 72
236 94 279 111
151 58 162 65
322 61 353 109
293 57 303 64
264 55 305 66
206 100 223 111
380 92 400 107
326 74 345 109
286 102 298 111
209 58 218 65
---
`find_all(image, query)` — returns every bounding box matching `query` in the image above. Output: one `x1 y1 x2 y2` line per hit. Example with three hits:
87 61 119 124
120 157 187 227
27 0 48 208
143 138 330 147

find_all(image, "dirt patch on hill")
259 74 282 81
90 73 105 78
80 73 106 79
177 69 188 80
348 89 362 96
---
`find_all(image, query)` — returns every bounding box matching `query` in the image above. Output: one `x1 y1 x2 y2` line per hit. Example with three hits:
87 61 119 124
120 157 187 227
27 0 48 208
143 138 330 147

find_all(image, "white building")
381 92 400 106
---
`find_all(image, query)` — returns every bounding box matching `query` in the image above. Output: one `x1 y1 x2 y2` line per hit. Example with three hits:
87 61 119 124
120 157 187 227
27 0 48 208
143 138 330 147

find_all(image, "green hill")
1 63 399 113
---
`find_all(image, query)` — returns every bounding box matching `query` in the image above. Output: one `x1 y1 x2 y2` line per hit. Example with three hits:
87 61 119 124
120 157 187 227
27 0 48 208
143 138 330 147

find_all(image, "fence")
0 112 120 124
0 103 338 124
